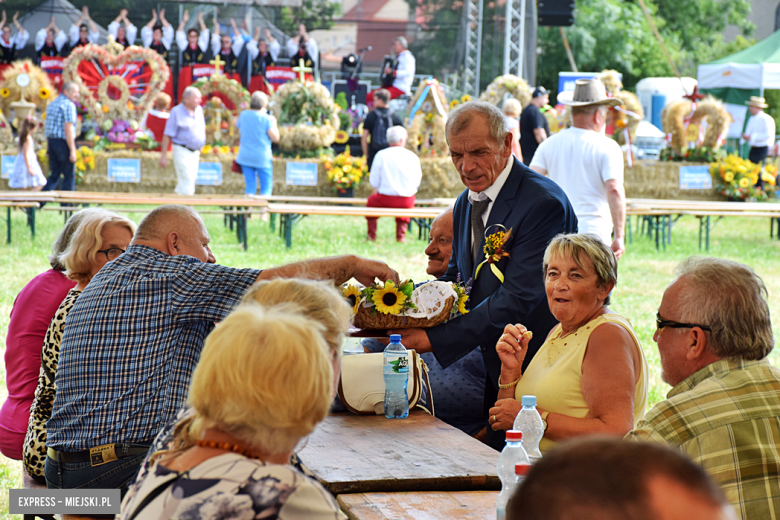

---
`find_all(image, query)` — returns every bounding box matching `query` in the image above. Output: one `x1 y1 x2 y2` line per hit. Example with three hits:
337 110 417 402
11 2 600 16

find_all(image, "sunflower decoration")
460 94 472 103
334 130 350 144
360 280 416 316
343 284 361 314
0 88 9 98
449 99 460 109
39 87 51 100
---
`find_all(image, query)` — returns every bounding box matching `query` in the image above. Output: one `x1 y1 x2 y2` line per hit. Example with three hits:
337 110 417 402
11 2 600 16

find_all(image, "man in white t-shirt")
366 126 422 242
530 79 626 258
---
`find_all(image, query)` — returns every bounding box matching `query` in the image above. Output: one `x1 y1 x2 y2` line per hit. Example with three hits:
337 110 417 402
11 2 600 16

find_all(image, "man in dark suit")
392 101 577 450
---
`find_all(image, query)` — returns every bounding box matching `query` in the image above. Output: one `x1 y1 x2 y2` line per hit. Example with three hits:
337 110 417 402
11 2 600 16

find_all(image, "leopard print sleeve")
23 290 81 479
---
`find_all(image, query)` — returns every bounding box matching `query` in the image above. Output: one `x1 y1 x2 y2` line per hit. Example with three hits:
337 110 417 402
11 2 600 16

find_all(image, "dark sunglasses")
656 313 712 332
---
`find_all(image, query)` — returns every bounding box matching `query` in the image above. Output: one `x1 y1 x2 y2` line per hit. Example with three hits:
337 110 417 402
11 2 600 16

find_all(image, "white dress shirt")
35 29 67 52
286 37 318 68
175 29 211 54
210 34 244 58
1 28 29 50
394 49 415 95
745 111 776 148
247 39 281 62
467 156 513 227
369 146 422 197
108 21 137 46
69 25 99 47
141 25 174 50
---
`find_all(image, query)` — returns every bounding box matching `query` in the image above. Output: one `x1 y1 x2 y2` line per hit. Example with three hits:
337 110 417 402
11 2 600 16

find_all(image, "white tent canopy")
697 29 780 91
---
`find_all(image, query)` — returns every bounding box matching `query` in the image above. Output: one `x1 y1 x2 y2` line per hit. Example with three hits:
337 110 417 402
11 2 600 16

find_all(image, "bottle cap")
390 334 401 342
521 395 537 407
515 463 531 476
505 430 523 441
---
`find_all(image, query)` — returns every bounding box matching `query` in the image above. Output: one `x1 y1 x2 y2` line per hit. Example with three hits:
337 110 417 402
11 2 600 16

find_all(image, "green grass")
0 207 779 518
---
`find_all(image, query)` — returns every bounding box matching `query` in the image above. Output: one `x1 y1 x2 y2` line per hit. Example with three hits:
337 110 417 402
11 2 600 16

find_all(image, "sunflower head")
335 130 349 144
0 88 9 98
343 284 361 314
39 87 51 100
372 281 407 315
457 293 469 315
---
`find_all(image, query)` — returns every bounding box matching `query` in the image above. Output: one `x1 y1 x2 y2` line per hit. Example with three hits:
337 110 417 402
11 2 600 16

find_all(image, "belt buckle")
89 444 118 467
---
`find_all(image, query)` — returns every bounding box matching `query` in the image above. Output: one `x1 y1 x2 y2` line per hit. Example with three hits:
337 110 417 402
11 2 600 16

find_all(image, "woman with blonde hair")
23 209 136 481
489 233 647 453
502 98 523 162
120 306 346 519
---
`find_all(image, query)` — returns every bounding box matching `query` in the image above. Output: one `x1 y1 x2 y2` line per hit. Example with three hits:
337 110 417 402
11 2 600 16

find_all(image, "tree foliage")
278 0 340 34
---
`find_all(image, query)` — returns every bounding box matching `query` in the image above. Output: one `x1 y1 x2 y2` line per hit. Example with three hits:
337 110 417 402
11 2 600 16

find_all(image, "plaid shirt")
627 358 780 520
47 245 260 451
44 93 77 139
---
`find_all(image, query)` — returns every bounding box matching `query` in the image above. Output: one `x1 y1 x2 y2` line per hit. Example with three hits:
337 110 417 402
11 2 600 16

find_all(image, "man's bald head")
133 205 215 263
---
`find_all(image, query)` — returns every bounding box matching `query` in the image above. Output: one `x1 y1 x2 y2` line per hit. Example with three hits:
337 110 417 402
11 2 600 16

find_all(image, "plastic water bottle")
496 430 530 520
513 395 544 462
383 334 409 419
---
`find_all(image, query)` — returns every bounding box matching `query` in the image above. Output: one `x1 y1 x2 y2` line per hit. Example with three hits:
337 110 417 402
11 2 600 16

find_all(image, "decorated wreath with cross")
191 55 251 146
269 59 340 154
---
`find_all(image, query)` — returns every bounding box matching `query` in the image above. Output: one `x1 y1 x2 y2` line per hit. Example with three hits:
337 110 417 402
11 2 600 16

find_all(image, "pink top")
0 269 76 460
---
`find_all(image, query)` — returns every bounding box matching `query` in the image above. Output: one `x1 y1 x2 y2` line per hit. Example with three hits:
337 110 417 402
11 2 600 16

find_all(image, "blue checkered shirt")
47 245 261 451
44 93 77 139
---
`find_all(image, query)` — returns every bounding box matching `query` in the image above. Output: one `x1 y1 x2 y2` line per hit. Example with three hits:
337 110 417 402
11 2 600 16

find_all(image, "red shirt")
145 109 171 151
0 270 76 460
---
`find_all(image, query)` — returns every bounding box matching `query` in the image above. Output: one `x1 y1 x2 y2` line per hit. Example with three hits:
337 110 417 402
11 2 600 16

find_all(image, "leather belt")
173 142 200 153
47 444 150 467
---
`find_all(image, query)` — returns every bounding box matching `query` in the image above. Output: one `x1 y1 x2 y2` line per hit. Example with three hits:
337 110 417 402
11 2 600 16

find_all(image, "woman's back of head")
188 305 334 456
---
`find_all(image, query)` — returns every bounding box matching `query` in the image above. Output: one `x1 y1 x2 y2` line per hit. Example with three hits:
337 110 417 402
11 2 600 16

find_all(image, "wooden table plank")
298 412 500 495
267 203 442 218
338 491 498 520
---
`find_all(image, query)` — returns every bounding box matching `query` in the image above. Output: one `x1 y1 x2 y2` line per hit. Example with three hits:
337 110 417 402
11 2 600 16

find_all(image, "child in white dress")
9 117 46 190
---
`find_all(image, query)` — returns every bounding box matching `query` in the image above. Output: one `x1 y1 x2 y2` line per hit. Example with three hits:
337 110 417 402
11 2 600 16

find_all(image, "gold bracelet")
498 375 521 389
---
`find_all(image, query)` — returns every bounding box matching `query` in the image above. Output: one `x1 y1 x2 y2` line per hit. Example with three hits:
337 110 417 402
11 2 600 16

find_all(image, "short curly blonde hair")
241 278 351 355
543 233 618 306
59 210 137 283
188 305 334 455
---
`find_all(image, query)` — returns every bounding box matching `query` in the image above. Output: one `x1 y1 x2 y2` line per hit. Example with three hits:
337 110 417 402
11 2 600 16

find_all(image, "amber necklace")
195 439 263 460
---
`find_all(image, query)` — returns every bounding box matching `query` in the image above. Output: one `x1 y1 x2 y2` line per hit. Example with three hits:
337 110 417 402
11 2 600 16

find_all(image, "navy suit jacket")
427 158 577 404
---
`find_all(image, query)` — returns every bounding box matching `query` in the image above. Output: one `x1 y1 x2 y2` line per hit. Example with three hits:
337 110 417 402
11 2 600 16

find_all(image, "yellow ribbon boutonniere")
475 228 512 282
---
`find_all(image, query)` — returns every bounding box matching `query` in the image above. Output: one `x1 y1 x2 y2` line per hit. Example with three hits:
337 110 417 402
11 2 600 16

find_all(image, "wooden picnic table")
337 491 498 520
0 201 40 244
297 412 500 495
626 198 780 250
267 203 446 249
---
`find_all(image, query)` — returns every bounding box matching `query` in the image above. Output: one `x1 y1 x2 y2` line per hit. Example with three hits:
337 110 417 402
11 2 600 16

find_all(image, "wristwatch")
541 411 550 432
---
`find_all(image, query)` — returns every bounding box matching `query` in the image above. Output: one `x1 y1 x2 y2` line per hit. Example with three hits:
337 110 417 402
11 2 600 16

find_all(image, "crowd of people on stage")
2 83 778 519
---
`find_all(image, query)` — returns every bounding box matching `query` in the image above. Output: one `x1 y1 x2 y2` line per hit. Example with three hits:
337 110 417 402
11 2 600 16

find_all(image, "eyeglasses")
656 313 712 332
97 248 126 261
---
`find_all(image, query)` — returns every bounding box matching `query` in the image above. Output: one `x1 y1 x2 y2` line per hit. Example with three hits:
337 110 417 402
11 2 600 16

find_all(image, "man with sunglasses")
627 256 780 520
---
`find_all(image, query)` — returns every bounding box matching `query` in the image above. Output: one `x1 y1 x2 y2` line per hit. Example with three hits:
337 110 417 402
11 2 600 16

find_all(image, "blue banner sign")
197 162 223 186
285 162 318 186
679 165 712 190
1 155 16 179
107 158 141 183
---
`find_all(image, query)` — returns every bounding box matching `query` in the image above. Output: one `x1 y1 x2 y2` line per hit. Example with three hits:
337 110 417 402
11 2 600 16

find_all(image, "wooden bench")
266 203 446 248
0 191 269 250
338 491 498 520
626 199 780 251
0 201 41 244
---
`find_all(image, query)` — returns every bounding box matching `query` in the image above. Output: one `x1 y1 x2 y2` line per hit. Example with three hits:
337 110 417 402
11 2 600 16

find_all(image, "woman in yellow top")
489 233 648 453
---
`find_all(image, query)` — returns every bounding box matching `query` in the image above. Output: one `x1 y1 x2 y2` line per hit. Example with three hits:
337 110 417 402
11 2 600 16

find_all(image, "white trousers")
172 144 200 196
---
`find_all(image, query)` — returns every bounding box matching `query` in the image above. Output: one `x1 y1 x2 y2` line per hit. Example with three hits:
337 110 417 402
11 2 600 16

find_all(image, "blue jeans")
43 138 75 192
242 165 273 195
45 447 148 497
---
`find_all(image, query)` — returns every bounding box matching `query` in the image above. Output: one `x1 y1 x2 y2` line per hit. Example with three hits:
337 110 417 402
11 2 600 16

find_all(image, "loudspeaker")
538 0 574 26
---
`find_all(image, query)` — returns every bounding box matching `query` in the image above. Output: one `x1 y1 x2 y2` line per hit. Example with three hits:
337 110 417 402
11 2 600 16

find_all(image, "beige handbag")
338 350 435 416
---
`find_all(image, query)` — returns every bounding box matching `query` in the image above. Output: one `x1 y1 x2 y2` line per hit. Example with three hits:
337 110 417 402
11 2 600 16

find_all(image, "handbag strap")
419 357 435 417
